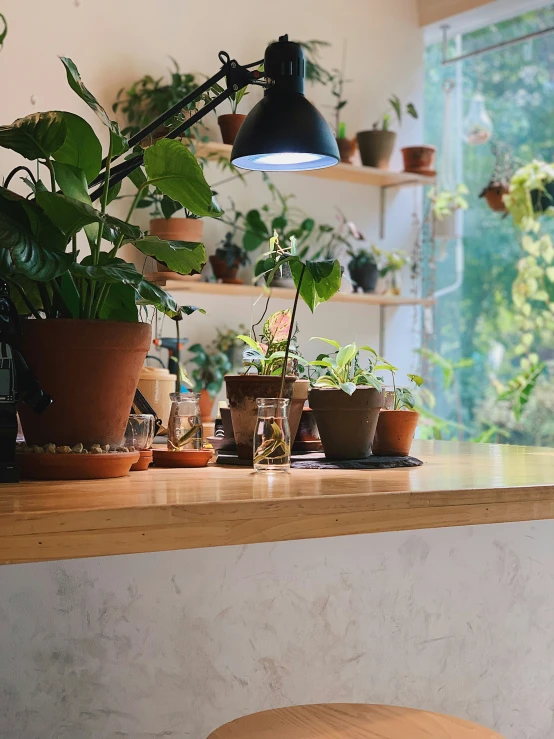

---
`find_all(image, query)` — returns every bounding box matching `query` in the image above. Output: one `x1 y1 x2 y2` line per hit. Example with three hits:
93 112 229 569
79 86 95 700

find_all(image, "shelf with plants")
145 275 434 307
195 141 435 188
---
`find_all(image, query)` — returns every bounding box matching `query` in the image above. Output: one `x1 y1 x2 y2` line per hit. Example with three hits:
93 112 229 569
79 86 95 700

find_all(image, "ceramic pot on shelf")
199 388 215 422
150 218 204 276
348 261 379 293
401 145 436 174
356 130 396 169
308 386 384 460
209 255 242 284
372 409 419 456
225 375 296 460
18 319 151 448
336 137 357 163
480 183 509 212
218 114 246 145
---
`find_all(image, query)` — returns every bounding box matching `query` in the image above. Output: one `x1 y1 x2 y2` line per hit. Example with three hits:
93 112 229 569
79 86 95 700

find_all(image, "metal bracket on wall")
378 305 386 357
379 182 425 239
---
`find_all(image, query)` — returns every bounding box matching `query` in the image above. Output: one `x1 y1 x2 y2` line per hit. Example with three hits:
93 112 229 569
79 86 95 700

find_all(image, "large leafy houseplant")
0 57 217 448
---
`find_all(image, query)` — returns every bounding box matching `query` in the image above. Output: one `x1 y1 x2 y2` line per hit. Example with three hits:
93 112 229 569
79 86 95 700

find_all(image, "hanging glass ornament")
463 92 493 146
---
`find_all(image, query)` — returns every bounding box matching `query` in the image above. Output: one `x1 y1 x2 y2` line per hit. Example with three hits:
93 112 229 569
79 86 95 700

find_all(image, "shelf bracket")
378 305 385 357
379 187 387 240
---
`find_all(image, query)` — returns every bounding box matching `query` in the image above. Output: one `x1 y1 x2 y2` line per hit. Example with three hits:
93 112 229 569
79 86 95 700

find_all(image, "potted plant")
347 245 380 293
215 324 248 369
429 183 469 240
0 57 214 450
214 83 248 145
225 240 341 460
401 145 436 175
356 95 418 169
307 339 384 459
479 142 516 213
504 160 554 229
379 249 409 295
112 60 210 145
210 231 249 284
372 368 423 456
188 343 232 421
330 44 355 163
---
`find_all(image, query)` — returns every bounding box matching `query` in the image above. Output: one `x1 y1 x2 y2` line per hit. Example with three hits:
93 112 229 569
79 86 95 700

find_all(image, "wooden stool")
207 703 505 738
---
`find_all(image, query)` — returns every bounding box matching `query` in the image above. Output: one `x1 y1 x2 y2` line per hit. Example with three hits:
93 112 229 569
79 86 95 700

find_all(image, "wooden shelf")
147 275 434 307
2 441 554 564
197 141 436 188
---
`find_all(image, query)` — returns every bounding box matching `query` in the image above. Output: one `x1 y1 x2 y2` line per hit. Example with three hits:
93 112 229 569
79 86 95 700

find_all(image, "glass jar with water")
253 398 291 472
167 392 203 451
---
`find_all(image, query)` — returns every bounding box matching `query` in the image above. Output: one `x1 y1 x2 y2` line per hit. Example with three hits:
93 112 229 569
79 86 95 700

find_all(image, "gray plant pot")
356 130 397 169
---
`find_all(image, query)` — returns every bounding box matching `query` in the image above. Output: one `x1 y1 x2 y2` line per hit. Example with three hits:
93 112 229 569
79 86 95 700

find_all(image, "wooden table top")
1 440 554 565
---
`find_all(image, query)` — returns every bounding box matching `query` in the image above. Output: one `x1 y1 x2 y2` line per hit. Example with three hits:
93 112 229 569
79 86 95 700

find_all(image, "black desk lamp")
90 34 339 200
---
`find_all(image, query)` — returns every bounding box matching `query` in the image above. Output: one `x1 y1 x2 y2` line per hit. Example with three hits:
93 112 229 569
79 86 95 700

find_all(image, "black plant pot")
531 181 554 214
348 261 379 293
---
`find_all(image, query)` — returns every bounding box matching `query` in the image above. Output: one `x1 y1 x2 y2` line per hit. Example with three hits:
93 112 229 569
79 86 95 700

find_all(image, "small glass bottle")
253 398 291 473
167 392 203 451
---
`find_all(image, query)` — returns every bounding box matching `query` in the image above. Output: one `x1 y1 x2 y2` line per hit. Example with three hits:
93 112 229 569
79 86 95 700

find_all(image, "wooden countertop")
1 440 554 565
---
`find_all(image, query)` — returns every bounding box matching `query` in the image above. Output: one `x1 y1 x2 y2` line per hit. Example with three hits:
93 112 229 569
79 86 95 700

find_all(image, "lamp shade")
231 36 339 172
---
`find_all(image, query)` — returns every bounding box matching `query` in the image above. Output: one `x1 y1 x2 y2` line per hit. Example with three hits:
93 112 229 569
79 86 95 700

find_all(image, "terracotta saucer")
18 451 140 480
292 439 323 452
152 448 212 468
131 449 153 471
403 168 436 177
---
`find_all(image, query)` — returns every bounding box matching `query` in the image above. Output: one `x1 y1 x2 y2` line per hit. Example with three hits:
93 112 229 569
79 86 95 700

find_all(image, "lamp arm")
89 52 264 202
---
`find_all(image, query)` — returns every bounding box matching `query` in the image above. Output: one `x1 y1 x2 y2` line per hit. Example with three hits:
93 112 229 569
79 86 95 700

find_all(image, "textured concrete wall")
0 521 553 739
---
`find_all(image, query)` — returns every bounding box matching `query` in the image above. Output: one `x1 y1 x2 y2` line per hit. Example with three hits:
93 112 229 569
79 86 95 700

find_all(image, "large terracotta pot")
225 375 296 460
289 379 309 444
356 130 396 169
150 218 204 274
372 409 419 456
218 114 246 145
308 386 384 460
18 319 152 447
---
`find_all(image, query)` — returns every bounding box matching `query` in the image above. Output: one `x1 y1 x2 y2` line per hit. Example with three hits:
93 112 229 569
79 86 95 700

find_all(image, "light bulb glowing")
254 152 322 165
231 152 338 172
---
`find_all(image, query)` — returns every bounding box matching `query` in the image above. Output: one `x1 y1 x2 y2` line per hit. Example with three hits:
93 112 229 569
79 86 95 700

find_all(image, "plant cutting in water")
168 421 203 450
253 415 290 467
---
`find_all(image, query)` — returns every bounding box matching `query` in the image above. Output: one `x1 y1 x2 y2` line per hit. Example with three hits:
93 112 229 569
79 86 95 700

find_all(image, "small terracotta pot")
308 386 384 460
150 218 204 274
289 379 309 445
218 114 246 145
209 254 241 284
294 407 320 443
372 409 419 456
336 137 357 163
131 449 153 471
480 183 509 212
199 388 215 422
19 320 151 448
356 130 397 169
225 375 296 460
401 145 436 173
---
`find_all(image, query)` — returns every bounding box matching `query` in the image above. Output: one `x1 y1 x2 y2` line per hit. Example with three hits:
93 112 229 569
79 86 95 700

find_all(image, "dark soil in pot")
348 261 379 293
209 254 241 283
356 130 396 169
372 409 419 456
225 375 296 460
18 320 152 447
218 114 247 145
308 386 384 459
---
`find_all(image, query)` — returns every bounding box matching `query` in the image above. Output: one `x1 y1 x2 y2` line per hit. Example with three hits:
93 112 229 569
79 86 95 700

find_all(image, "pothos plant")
308 339 384 395
0 57 217 321
428 183 469 220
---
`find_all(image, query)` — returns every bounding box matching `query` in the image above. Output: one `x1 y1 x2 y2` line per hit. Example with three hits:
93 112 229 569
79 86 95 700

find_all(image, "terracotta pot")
372 409 419 456
199 388 215 421
356 130 397 169
401 145 436 173
294 407 320 443
18 320 152 447
19 450 140 480
209 254 241 284
220 407 234 438
225 375 296 460
336 137 357 163
289 379 309 445
131 449 154 471
150 218 204 274
308 386 384 460
218 114 246 145
481 183 509 212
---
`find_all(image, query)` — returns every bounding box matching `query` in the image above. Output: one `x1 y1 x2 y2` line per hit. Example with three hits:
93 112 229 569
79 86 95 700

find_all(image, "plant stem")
279 264 305 399
8 280 41 319
37 283 53 318
109 185 145 259
72 234 78 261
50 278 71 318
93 139 113 265
45 159 56 192
91 284 109 318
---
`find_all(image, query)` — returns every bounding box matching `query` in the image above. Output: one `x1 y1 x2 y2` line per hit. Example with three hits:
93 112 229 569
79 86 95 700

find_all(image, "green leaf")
244 230 267 252
308 359 335 368
106 181 122 205
407 373 424 386
389 95 401 123
0 13 7 49
406 102 418 119
52 161 90 203
237 334 262 352
340 382 356 395
246 210 270 236
52 112 102 183
133 235 206 276
0 187 67 253
98 282 138 322
143 139 215 217
58 272 80 318
60 57 128 155
310 336 341 349
336 343 357 368
128 165 148 190
36 190 141 240
291 259 341 312
0 111 67 160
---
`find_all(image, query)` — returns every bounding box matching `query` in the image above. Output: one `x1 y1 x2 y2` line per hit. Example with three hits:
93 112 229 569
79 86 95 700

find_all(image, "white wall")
0 0 425 383
1 521 553 739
